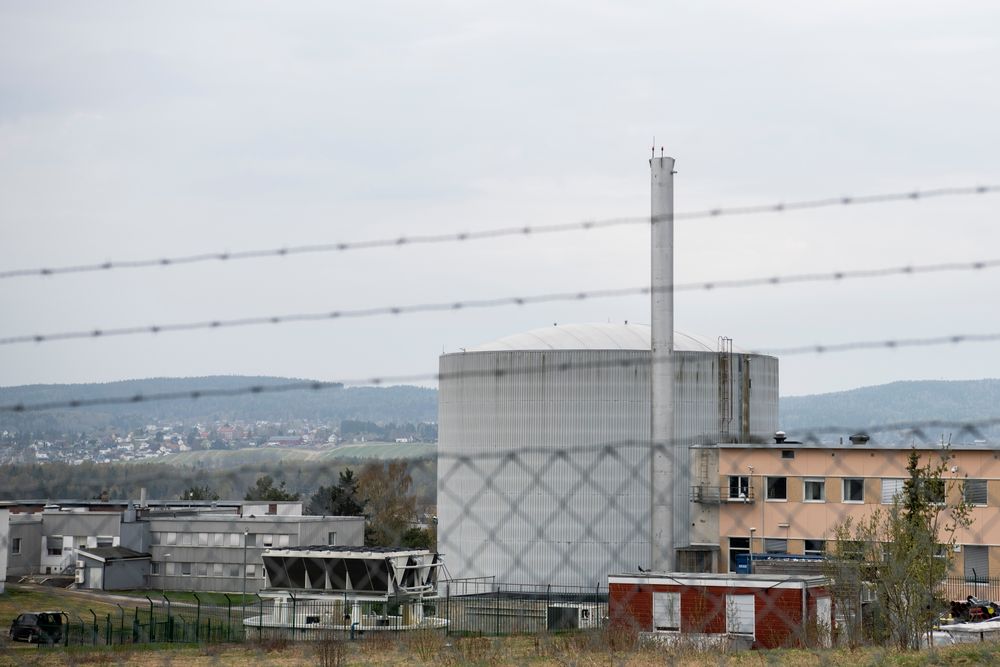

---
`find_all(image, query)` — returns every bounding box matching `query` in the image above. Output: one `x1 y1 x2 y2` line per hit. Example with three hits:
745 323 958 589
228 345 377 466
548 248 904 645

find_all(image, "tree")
828 449 971 649
244 474 300 501
307 468 366 516
181 485 219 501
357 461 417 547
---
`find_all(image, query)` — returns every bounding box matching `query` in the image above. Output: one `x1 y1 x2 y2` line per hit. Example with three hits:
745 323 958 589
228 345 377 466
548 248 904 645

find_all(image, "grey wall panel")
438 348 779 587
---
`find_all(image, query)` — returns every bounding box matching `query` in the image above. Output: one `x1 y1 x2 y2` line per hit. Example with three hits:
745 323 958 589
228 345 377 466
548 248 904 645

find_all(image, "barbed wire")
5 327 1000 413
3 257 999 347
2 184 996 281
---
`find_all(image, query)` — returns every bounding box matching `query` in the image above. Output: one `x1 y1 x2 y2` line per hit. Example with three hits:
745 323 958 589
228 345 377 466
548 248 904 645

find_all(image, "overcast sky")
1 1 998 399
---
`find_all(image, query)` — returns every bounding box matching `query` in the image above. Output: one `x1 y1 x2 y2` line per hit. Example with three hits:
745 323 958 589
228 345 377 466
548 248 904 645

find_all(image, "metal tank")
436 323 778 588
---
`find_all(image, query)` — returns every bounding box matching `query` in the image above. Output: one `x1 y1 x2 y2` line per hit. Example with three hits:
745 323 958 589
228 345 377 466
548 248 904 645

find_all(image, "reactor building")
436 155 780 588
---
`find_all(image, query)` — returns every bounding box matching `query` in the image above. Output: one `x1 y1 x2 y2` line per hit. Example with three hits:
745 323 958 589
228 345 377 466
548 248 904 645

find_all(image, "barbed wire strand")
2 184 996 280
5 330 1000 413
4 257 999 347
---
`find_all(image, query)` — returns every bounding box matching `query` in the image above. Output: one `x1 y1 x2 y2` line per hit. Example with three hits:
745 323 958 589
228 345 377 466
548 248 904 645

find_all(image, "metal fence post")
163 592 172 642
445 583 450 637
193 592 201 642
145 595 155 642
89 610 98 646
290 593 297 641
224 593 232 641
258 594 264 642
105 613 111 645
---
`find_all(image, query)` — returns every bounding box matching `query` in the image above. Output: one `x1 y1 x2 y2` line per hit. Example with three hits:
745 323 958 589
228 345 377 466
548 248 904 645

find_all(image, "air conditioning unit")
76 560 85 569
75 570 85 584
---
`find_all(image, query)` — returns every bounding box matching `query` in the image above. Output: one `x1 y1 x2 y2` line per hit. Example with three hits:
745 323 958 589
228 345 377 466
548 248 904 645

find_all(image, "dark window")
804 479 825 502
12 537 21 555
844 478 864 502
766 477 787 500
181 562 192 576
781 450 794 459
728 476 750 499
804 539 825 556
764 538 787 553
728 537 750 573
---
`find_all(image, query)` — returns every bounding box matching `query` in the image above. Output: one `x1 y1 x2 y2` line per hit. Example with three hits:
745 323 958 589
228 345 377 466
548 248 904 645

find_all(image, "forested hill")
780 379 1000 442
0 376 437 432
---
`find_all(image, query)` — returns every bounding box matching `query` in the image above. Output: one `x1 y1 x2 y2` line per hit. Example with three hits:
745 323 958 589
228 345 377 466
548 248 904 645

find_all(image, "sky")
0 1 998 398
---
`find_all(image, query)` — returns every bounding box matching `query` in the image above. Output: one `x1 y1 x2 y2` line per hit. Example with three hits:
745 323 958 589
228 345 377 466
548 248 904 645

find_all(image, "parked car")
9 611 64 644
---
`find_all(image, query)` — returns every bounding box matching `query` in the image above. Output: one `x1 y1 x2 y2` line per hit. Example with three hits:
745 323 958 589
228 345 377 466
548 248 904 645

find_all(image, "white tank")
437 323 778 587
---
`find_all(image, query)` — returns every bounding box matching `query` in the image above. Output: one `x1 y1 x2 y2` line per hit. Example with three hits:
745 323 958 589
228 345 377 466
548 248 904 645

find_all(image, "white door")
652 591 681 631
816 596 832 647
726 594 755 637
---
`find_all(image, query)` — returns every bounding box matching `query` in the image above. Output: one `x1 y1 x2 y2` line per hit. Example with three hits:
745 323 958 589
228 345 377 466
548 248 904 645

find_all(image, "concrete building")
438 323 778 587
146 512 363 593
4 498 364 593
692 439 1000 583
76 546 151 591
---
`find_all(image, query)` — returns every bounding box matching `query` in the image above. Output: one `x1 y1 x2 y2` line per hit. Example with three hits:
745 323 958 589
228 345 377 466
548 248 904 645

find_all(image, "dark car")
9 612 63 644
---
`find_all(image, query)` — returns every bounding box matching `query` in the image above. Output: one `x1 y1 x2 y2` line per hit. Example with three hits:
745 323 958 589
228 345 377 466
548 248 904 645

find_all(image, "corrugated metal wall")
438 349 779 587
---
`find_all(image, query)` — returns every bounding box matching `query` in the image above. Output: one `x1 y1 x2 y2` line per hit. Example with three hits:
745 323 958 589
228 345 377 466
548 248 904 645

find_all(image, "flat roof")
463 323 753 354
263 546 432 557
697 442 996 451
610 572 829 589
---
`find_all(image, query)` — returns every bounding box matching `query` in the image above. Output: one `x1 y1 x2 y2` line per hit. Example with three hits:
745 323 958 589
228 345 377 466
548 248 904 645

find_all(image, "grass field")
154 443 435 469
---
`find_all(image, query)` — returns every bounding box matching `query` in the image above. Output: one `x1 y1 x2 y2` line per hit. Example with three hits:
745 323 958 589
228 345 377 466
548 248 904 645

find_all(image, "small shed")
608 572 832 649
76 547 151 591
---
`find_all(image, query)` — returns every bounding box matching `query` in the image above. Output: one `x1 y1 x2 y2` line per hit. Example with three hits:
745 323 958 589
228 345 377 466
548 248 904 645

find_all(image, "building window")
881 479 904 504
781 450 795 459
728 476 750 500
96 536 113 548
246 533 256 548
803 539 825 556
47 537 63 557
652 591 681 631
278 534 290 547
213 533 224 547
181 562 192 576
229 533 240 547
261 534 274 548
246 564 256 577
181 533 193 546
166 532 177 546
328 532 337 546
151 562 160 575
764 538 787 553
198 533 209 546
843 478 864 503
197 563 208 577
803 479 826 502
728 537 750 573
12 537 21 555
965 545 989 582
150 532 161 545
726 594 755 636
766 477 787 501
75 536 87 549
965 480 988 506
229 564 240 577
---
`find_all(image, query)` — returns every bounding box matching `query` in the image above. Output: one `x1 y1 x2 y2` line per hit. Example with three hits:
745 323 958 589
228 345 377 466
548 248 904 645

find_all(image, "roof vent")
849 433 870 445
774 431 787 444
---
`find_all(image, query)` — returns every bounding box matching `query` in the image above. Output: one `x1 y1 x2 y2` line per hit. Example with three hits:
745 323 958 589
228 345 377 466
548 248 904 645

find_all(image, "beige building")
690 440 999 581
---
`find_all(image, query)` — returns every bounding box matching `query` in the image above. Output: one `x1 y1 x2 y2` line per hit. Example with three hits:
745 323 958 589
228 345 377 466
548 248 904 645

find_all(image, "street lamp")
748 528 756 574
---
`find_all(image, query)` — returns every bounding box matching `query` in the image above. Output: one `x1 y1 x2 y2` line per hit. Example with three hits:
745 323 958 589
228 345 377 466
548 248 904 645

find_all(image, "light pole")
749 527 756 574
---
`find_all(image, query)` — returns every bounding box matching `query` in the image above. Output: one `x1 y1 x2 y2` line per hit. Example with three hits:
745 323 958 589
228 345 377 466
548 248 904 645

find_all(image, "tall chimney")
650 153 675 572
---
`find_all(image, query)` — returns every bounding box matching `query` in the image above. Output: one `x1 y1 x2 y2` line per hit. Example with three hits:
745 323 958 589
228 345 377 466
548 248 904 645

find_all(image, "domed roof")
464 323 747 353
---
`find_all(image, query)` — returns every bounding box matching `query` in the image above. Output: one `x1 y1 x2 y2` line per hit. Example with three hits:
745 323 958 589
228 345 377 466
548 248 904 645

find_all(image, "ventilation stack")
650 153 675 571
